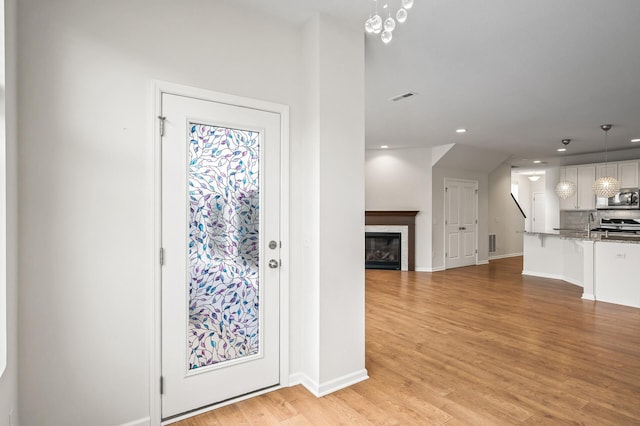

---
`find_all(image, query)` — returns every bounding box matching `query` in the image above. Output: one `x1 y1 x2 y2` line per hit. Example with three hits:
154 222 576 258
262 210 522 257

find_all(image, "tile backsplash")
560 209 640 230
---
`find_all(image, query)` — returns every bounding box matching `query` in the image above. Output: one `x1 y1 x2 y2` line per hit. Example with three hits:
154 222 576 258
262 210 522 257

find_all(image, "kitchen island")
523 231 640 308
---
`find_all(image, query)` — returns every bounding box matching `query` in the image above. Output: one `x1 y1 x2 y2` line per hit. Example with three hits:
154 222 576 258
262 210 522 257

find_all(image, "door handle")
268 259 280 269
459 227 466 230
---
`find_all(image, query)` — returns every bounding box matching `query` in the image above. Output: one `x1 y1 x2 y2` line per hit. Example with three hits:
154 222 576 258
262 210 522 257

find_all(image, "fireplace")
365 211 418 271
365 232 402 270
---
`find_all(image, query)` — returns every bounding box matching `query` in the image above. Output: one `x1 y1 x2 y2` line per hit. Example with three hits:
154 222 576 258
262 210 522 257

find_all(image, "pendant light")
592 124 621 198
555 167 577 199
365 0 413 44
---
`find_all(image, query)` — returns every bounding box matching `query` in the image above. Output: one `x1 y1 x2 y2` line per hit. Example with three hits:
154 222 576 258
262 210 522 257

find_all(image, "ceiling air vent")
389 91 418 102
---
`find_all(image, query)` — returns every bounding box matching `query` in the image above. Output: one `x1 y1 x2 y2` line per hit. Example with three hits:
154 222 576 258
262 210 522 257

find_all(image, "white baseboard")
582 293 595 301
563 276 583 287
522 270 563 281
489 252 523 260
288 372 308 388
290 369 369 397
416 266 445 272
476 260 489 265
522 270 583 287
119 418 150 426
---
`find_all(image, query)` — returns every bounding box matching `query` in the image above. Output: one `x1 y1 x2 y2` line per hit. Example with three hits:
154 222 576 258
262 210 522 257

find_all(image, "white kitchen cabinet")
596 163 617 179
577 165 596 210
594 241 640 308
596 160 638 188
618 160 639 188
559 166 578 210
560 165 596 210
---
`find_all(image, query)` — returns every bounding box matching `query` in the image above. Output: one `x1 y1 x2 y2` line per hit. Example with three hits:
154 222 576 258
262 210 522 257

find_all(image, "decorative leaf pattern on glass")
188 123 260 370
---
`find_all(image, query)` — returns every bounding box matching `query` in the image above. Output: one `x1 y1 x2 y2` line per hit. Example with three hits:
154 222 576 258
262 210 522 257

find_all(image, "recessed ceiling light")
557 148 567 152
380 145 389 149
631 139 640 143
456 128 467 133
533 160 541 164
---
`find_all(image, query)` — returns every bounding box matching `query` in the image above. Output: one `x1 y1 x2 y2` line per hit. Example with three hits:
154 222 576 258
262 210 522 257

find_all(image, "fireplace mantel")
365 211 419 271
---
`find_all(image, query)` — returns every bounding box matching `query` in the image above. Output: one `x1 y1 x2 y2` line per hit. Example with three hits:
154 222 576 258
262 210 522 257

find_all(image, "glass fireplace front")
365 232 401 270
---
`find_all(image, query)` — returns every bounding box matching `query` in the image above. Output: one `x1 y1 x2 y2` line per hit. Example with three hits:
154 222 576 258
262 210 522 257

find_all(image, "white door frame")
150 80 290 425
443 178 478 269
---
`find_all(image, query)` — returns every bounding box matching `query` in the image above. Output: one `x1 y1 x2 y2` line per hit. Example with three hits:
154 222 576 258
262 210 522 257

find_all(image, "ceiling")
232 0 640 168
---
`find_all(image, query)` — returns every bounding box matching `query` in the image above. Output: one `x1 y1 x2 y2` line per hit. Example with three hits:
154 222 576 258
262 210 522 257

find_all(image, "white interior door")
161 93 281 419
532 192 546 233
445 179 477 269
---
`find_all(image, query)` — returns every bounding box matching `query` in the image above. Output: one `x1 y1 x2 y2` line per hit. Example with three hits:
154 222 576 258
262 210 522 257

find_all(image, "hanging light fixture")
528 175 541 182
365 0 413 44
555 167 577 199
592 124 621 198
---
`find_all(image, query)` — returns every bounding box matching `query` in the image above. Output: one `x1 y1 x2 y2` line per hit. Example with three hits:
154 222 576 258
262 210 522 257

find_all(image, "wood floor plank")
174 257 640 425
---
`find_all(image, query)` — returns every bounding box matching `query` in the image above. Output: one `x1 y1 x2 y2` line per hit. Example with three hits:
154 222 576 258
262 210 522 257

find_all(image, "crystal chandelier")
555 167 576 199
365 0 414 44
555 180 577 199
592 124 621 198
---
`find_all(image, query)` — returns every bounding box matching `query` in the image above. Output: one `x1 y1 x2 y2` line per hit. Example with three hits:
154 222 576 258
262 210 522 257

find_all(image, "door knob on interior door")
459 227 466 230
268 259 280 269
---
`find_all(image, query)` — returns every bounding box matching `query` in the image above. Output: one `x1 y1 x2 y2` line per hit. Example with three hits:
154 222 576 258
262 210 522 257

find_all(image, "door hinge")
445 252 448 257
160 248 165 266
475 189 478 194
160 376 164 395
475 249 478 254
475 219 478 224
445 187 448 192
158 115 167 137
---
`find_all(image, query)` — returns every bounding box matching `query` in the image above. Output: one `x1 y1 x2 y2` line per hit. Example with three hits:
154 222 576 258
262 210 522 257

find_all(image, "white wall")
488 163 524 258
295 13 321 391
544 167 561 231
365 147 432 270
514 174 533 231
316 17 366 387
17 1 364 424
0 0 18 423
295 15 366 394
432 167 490 269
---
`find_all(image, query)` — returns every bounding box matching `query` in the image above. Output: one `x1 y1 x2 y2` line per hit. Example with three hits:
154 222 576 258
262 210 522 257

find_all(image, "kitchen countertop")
524 230 640 244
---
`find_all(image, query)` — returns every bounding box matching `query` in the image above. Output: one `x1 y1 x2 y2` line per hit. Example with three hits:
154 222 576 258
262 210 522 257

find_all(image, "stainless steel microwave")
596 188 640 209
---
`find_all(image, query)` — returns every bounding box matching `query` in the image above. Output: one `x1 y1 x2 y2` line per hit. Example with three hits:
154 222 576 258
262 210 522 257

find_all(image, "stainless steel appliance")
596 188 640 209
591 218 640 239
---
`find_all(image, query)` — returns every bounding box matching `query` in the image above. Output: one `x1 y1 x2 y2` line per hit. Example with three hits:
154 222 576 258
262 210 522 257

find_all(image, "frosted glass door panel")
188 123 261 370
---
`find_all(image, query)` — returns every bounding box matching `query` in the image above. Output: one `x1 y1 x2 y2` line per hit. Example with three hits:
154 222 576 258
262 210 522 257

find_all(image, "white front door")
445 179 477 269
161 92 281 419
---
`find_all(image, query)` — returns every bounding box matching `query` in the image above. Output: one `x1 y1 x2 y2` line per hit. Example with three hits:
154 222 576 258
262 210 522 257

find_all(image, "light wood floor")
175 257 640 425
